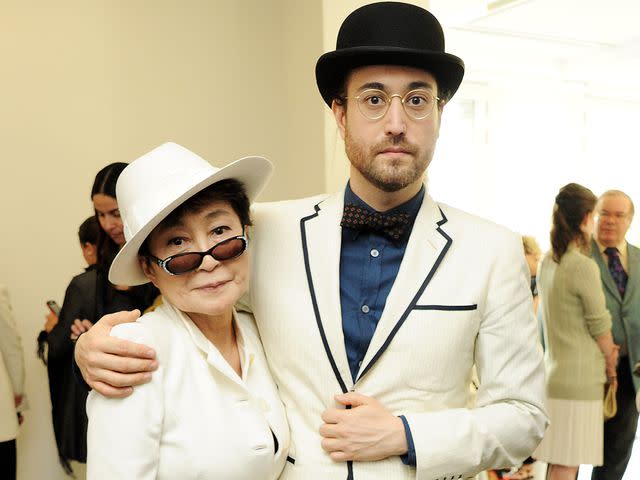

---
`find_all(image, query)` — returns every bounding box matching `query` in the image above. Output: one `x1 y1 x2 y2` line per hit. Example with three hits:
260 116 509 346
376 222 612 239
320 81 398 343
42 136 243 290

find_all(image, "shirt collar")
595 237 629 272
595 237 628 255
342 182 425 243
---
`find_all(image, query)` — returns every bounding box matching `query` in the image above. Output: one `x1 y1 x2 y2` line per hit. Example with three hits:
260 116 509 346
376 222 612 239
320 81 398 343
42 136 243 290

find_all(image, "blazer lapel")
592 239 623 303
357 194 451 382
299 192 352 393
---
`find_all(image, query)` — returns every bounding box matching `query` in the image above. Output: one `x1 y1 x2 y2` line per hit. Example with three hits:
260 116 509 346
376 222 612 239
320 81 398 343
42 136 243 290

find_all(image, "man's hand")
319 392 408 462
74 310 158 398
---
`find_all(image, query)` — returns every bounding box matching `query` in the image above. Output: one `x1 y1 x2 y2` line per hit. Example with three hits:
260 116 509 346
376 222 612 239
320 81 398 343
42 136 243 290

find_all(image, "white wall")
429 65 640 251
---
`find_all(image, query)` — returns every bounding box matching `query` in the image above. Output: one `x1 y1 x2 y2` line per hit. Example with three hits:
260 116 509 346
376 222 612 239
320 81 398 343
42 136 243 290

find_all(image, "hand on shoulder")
74 309 158 398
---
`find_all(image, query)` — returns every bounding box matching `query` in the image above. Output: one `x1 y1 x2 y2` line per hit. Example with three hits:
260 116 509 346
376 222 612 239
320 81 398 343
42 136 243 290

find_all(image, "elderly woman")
86 143 289 480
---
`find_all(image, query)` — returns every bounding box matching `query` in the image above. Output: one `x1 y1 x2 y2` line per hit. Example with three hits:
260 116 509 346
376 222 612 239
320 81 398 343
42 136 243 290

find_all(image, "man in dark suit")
591 190 640 480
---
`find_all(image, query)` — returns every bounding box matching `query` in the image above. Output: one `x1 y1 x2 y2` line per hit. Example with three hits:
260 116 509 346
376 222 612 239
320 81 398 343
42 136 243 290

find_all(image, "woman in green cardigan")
533 183 619 480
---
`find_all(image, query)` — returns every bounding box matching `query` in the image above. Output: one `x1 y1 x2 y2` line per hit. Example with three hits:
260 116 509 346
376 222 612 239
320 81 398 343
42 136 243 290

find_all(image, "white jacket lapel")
300 192 353 392
357 195 451 382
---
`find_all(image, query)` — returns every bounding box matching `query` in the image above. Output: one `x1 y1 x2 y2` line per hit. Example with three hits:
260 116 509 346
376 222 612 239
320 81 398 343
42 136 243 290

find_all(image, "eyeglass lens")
165 237 246 274
356 89 436 120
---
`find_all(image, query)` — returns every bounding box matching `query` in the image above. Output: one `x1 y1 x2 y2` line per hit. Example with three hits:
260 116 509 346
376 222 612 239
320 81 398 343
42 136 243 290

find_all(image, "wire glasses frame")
148 230 248 275
346 88 441 120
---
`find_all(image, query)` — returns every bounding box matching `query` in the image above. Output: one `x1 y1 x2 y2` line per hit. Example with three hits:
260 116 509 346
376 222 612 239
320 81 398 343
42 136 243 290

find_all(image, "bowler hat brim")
315 47 465 107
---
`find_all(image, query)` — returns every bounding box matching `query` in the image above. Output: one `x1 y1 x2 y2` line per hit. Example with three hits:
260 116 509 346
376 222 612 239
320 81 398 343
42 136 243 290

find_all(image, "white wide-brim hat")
108 142 273 286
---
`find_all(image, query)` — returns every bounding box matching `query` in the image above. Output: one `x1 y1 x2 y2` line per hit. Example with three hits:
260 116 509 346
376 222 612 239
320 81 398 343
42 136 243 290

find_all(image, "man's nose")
384 95 407 136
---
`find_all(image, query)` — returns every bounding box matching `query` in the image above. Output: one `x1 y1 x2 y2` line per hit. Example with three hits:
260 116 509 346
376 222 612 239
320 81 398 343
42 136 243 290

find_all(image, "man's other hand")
319 392 408 462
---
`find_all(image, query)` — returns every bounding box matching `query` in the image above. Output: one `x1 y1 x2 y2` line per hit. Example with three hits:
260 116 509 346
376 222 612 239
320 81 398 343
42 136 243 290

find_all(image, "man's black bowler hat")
315 2 465 107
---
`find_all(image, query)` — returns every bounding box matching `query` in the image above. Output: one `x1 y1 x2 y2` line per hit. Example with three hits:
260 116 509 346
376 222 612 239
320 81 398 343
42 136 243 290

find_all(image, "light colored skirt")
533 397 603 466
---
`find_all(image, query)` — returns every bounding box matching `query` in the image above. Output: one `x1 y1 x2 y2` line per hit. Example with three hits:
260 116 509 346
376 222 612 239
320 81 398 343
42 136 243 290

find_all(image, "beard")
344 130 433 193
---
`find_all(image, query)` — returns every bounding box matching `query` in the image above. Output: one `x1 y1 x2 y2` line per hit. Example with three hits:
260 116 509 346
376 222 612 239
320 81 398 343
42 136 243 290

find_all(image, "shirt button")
361 305 370 314
370 249 379 258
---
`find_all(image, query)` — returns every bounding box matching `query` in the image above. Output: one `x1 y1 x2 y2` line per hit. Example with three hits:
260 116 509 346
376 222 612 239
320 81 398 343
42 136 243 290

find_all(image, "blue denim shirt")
340 182 424 466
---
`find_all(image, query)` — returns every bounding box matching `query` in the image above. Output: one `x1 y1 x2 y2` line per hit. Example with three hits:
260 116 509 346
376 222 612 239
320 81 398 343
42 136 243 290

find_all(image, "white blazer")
248 189 547 480
0 284 24 442
86 303 289 480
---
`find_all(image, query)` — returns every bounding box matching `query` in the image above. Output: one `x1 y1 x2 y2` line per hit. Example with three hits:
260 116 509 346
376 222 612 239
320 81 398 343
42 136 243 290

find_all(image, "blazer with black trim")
248 188 547 480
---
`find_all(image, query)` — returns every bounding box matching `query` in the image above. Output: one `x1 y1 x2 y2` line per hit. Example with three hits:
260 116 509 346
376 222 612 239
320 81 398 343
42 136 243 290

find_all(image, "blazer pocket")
413 303 477 311
392 306 479 392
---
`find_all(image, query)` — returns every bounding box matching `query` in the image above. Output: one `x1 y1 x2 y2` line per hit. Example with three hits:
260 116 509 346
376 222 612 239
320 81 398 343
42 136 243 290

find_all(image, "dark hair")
91 162 128 272
139 178 251 257
550 183 597 263
78 216 99 245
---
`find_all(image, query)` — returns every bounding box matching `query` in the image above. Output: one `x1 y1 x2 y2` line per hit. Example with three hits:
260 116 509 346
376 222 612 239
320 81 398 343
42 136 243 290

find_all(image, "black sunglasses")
148 233 247 275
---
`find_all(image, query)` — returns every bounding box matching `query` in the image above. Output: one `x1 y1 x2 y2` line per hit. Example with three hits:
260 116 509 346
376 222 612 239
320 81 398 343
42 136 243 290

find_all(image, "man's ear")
332 99 347 141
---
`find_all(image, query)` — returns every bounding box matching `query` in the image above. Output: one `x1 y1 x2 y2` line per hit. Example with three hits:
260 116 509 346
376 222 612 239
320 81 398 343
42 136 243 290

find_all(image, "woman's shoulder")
110 303 177 351
562 247 598 270
68 268 98 290
558 249 601 289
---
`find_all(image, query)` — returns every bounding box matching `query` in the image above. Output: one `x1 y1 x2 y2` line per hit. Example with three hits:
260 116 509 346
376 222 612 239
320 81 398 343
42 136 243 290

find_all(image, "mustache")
373 136 418 155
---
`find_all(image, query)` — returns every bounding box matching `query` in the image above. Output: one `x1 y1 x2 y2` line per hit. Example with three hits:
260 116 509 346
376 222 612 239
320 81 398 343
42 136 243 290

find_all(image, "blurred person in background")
71 163 158 344
495 235 543 480
533 183 619 480
590 190 640 480
0 284 26 480
523 235 542 314
38 216 99 476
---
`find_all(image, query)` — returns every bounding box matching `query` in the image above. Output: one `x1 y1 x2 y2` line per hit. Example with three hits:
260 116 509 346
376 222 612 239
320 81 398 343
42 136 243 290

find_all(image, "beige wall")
0 2 324 479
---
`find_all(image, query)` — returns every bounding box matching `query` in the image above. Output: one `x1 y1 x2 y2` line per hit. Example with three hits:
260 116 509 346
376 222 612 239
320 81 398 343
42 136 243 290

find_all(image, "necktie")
605 247 628 297
340 203 410 242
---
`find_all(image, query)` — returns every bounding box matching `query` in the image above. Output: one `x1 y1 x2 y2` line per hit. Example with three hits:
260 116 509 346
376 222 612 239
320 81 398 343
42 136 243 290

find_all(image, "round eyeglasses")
346 88 441 120
148 233 247 275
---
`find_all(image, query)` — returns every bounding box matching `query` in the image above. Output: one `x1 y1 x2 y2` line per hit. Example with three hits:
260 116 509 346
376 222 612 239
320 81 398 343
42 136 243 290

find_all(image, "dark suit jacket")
591 238 640 393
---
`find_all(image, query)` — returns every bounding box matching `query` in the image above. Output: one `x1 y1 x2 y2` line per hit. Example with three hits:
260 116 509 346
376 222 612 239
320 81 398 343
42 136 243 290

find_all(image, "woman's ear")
139 256 159 287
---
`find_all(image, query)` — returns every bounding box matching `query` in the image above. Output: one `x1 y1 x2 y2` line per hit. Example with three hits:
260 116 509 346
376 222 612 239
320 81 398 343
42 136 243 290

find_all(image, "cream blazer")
248 190 548 480
0 284 24 442
86 303 289 480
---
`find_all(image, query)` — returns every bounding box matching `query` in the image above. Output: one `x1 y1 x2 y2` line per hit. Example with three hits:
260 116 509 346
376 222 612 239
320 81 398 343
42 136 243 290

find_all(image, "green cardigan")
538 246 612 400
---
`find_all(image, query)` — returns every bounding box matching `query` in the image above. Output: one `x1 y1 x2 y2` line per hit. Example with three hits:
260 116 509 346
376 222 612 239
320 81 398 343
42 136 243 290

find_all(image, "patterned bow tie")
605 247 628 297
340 203 410 242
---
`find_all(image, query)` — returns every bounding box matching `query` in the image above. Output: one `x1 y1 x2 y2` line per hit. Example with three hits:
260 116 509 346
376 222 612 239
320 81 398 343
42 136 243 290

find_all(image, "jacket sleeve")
0 285 25 396
404 233 548 480
86 322 162 480
571 257 612 338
